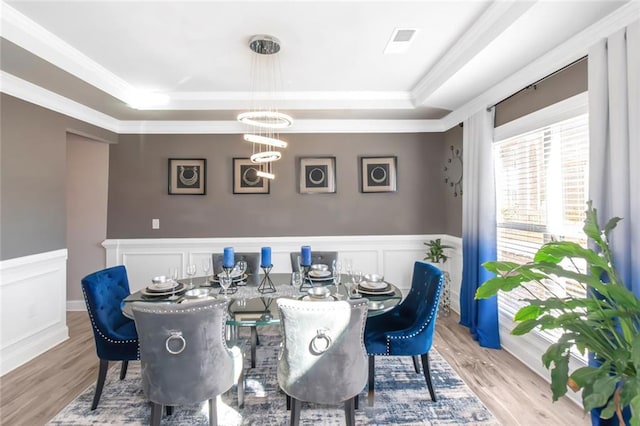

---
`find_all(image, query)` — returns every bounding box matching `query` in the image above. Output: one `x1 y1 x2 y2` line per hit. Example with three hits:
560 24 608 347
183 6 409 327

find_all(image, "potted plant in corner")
424 238 453 316
475 202 640 425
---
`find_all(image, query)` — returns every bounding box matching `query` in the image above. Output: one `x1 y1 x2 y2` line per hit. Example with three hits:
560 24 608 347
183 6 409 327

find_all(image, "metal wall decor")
299 157 336 194
360 156 397 193
233 158 270 194
444 145 463 197
168 158 206 195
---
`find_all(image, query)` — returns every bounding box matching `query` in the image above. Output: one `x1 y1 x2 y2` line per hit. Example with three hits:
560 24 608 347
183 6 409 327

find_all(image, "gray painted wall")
443 125 463 237
0 94 117 260
107 133 452 238
66 134 109 301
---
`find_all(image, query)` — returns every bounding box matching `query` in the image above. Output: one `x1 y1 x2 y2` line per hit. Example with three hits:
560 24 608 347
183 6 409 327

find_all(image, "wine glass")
186 264 196 289
202 258 212 283
219 274 232 298
236 260 247 276
167 268 179 301
351 270 363 298
344 258 353 284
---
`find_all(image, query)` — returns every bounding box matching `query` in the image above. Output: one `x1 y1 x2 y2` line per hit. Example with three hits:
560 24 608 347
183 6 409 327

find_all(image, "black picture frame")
299 157 336 194
360 156 397 193
168 158 206 195
233 158 270 194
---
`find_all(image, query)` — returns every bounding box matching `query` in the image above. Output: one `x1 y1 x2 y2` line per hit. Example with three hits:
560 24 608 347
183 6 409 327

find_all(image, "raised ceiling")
0 0 636 133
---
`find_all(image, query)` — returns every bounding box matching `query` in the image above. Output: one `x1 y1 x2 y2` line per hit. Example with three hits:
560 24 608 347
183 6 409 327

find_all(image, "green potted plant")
424 238 453 316
475 202 640 425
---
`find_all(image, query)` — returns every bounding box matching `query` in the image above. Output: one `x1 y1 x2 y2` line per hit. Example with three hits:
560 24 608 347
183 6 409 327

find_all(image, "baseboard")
67 300 86 311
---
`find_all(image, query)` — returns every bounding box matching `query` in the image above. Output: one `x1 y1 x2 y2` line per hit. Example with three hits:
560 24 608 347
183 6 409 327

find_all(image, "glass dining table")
122 273 403 367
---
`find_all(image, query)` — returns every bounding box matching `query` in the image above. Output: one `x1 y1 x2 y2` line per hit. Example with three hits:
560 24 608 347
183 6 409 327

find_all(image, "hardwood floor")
0 311 588 425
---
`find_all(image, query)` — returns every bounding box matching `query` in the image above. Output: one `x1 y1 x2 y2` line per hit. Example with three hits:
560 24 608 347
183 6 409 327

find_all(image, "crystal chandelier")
238 35 293 180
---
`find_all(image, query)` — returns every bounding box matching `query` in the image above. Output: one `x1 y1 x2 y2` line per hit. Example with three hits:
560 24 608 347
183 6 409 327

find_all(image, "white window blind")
493 114 589 331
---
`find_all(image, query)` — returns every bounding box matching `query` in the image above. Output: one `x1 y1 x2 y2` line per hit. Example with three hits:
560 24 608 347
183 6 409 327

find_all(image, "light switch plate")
152 219 160 229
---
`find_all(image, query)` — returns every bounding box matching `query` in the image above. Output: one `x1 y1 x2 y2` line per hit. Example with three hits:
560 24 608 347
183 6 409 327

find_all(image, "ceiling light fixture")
238 35 293 180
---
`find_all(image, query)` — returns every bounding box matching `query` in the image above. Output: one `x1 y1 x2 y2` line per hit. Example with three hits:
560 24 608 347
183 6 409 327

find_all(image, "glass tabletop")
122 273 403 326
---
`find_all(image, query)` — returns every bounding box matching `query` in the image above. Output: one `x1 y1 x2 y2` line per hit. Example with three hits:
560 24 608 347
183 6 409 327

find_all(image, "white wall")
0 249 69 375
66 234 463 310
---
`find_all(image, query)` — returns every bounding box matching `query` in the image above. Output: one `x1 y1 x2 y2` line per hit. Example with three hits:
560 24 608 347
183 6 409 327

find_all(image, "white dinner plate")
211 273 247 283
146 280 179 292
299 295 337 302
357 286 395 296
359 281 389 291
309 270 331 278
141 283 185 297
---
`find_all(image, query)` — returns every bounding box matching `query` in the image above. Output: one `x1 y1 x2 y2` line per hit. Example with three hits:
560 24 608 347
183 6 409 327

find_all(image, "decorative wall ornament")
168 158 206 195
299 157 336 194
444 145 462 197
360 156 397 193
233 157 270 194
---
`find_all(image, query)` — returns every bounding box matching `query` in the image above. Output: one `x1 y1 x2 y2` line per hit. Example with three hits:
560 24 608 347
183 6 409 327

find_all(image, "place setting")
140 275 185 298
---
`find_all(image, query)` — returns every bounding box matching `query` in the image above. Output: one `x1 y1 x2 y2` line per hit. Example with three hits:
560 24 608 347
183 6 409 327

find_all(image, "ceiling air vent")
384 28 418 54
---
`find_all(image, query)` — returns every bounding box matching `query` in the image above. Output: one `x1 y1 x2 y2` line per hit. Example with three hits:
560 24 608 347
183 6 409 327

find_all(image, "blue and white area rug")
48 329 498 425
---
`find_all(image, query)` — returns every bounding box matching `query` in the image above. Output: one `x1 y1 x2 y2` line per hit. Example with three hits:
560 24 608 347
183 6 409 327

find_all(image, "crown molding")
116 118 444 134
2 1 637 135
412 1 535 107
0 1 134 104
0 71 120 132
440 1 640 131
162 90 415 110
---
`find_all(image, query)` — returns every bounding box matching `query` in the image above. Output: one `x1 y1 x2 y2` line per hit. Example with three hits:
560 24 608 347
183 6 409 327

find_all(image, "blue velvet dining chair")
364 260 443 404
81 265 139 410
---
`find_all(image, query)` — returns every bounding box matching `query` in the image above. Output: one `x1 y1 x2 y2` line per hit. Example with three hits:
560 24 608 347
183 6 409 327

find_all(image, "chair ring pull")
310 328 332 354
165 331 186 355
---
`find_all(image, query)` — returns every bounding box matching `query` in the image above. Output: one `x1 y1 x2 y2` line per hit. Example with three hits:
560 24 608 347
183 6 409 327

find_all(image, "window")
493 113 589 338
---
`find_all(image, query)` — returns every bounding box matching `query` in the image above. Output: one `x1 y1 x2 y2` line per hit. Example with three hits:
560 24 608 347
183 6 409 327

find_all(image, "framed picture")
360 156 397 193
233 158 270 194
299 157 336 194
168 158 206 195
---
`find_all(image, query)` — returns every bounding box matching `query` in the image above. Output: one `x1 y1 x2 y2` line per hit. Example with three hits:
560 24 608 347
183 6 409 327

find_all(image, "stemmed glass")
343 275 352 299
167 268 179 301
186 264 196 289
202 258 212 283
351 270 363 298
236 260 247 277
219 274 232 298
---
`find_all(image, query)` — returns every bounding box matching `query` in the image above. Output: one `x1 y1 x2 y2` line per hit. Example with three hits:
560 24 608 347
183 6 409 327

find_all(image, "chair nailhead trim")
384 275 444 356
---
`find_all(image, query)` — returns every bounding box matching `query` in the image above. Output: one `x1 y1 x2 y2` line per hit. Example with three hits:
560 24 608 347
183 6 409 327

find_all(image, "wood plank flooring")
0 311 589 425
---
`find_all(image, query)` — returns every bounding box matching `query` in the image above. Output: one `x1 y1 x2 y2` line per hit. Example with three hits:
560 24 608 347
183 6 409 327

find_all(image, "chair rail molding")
93 234 462 313
0 249 69 375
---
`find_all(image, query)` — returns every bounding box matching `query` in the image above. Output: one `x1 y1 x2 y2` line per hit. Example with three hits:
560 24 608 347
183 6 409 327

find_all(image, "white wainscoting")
96 234 462 310
0 249 69 376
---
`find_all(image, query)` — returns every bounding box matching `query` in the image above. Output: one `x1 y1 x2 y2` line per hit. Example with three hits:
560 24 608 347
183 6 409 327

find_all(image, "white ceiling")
0 0 637 133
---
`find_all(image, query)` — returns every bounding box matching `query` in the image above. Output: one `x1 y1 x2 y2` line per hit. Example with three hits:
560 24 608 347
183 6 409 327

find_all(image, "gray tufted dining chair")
276 298 369 426
212 252 260 285
131 299 244 426
289 251 338 272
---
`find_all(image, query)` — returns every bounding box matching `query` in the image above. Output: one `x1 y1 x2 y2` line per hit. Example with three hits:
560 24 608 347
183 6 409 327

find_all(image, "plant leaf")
570 366 605 388
511 319 545 336
583 376 619 411
514 305 542 321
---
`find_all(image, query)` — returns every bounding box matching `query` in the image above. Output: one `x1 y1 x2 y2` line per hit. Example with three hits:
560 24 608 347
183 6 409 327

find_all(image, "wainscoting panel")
100 235 462 305
0 249 69 375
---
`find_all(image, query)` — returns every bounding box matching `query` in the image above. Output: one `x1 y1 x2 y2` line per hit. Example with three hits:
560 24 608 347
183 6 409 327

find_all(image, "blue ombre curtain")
459 108 501 349
588 20 639 426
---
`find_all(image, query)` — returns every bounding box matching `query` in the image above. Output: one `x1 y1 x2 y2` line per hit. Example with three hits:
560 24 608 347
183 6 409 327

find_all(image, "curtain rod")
487 55 587 111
